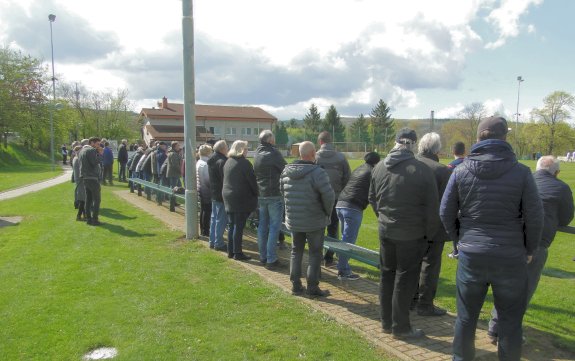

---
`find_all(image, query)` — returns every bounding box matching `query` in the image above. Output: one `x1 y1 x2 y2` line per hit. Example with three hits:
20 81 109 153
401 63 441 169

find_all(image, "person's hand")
527 255 533 264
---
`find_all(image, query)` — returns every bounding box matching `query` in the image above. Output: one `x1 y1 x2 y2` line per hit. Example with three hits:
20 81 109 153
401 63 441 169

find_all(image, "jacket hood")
256 142 275 154
207 151 226 166
383 148 414 168
464 139 517 179
318 143 337 158
283 161 319 180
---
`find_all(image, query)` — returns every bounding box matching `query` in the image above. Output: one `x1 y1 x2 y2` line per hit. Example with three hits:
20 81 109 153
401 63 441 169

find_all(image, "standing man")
79 137 103 226
281 141 335 297
166 141 182 188
488 156 573 343
369 128 439 339
440 116 543 361
447 141 466 259
117 139 129 182
207 140 229 251
316 131 351 266
61 144 68 165
254 130 287 269
413 132 452 316
156 142 168 186
102 141 114 186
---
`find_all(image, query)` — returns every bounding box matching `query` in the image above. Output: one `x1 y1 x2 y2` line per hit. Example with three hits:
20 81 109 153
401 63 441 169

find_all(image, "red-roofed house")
139 97 277 148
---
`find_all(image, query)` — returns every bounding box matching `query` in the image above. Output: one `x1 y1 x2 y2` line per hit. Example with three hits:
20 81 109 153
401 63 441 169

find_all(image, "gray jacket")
72 157 85 202
315 143 351 197
78 145 100 180
281 160 335 232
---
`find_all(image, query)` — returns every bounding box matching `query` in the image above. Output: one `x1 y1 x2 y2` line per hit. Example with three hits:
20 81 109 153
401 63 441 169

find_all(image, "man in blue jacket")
440 116 543 361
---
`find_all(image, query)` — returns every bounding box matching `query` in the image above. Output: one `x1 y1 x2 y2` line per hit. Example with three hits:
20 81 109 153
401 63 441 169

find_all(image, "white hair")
198 144 213 157
228 140 248 157
259 129 274 143
213 140 227 154
418 132 442 155
536 155 560 175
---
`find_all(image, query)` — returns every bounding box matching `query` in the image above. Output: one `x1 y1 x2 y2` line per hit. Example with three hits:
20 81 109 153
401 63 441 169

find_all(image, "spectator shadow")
542 267 575 279
99 222 155 238
99 208 137 220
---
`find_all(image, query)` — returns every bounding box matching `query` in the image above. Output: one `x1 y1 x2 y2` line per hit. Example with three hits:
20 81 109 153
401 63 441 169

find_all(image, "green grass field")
0 144 62 192
0 182 390 360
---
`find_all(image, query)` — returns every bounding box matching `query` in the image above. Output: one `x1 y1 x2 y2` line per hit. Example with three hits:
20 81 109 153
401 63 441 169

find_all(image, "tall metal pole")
48 14 56 170
515 76 524 145
430 110 435 132
182 0 198 239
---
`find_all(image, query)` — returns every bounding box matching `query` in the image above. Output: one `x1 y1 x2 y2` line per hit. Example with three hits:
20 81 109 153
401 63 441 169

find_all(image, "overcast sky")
1 0 573 121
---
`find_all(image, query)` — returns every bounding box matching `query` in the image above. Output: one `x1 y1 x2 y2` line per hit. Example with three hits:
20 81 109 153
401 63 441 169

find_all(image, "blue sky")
0 0 573 121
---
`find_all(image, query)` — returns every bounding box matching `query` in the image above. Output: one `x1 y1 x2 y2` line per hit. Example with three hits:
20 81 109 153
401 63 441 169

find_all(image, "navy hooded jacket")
440 139 543 258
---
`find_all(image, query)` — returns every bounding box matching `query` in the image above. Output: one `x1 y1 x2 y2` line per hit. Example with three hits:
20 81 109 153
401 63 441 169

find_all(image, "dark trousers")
76 201 85 219
379 231 426 333
227 212 250 256
119 162 127 181
415 240 445 307
290 229 324 290
453 252 527 361
83 179 101 221
200 202 212 236
103 164 113 184
324 203 339 261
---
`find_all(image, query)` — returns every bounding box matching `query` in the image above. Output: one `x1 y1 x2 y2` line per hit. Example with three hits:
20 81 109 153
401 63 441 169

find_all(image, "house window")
211 127 220 135
241 128 252 136
226 127 236 135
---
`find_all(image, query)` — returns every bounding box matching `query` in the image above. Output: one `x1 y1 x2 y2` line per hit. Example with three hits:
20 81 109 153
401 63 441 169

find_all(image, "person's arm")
341 157 351 188
369 173 378 217
315 169 335 217
424 169 440 240
440 172 459 242
558 184 575 226
521 172 544 256
246 160 259 197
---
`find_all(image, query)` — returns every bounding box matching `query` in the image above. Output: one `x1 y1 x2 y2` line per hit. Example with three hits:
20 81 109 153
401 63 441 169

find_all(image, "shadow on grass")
99 208 137 220
100 222 155 238
542 267 575 279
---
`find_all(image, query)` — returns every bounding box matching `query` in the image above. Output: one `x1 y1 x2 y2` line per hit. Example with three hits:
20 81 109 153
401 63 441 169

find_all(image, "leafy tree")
273 121 289 145
349 113 369 143
321 105 345 142
458 102 486 147
287 118 300 128
303 103 321 140
530 91 575 154
369 99 394 149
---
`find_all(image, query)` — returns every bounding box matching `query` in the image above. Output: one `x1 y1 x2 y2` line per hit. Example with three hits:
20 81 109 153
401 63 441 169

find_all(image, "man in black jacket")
117 139 129 182
254 130 287 268
335 151 380 280
369 128 439 339
488 155 573 343
79 137 103 226
440 117 543 361
207 140 228 251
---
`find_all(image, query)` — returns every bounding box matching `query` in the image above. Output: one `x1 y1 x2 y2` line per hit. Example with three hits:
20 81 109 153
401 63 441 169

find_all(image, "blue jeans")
453 252 528 361
257 197 284 263
336 207 363 275
209 201 227 248
227 212 250 256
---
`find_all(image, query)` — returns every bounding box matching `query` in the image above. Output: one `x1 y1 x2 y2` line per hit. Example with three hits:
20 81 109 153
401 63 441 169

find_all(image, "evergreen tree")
350 113 369 143
273 121 289 146
370 99 395 149
322 105 346 142
303 103 321 139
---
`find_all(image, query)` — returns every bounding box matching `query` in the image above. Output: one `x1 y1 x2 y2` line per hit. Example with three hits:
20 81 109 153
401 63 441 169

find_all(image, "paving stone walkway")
0 166 72 201
116 189 574 361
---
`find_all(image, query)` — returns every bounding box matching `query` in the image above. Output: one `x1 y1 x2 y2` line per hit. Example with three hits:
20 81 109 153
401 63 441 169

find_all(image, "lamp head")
517 76 523 82
48 14 56 22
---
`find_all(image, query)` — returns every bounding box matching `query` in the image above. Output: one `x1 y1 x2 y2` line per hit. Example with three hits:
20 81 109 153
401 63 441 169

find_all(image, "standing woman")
72 145 86 221
196 144 213 236
222 140 258 261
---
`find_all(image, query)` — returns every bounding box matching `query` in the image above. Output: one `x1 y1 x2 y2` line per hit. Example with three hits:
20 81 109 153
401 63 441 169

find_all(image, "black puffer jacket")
117 143 128 164
254 142 287 197
207 152 227 202
336 163 374 211
533 170 574 248
369 148 439 241
222 156 258 213
440 140 543 257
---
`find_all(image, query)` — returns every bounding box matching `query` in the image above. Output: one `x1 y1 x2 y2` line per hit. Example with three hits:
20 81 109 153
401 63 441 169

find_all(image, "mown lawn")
0 182 392 360
0 144 62 192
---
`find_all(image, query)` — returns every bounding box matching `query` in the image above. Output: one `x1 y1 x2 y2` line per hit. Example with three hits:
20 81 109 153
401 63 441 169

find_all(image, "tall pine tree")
273 121 289 146
350 113 369 143
370 99 395 149
303 103 321 140
322 105 346 142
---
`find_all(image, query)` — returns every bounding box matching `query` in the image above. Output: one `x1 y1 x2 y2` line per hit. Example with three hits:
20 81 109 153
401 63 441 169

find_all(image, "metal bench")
129 178 183 212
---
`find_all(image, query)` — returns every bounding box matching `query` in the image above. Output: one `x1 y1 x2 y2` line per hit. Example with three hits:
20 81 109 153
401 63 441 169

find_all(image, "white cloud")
484 0 543 49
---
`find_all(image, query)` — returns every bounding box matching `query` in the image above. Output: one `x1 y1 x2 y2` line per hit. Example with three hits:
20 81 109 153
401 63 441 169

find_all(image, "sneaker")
306 288 330 298
417 305 447 316
233 253 251 261
393 328 425 340
214 245 227 252
338 273 360 281
292 283 305 296
265 259 281 270
448 251 459 259
324 258 335 267
259 258 267 265
209 244 215 249
382 327 392 334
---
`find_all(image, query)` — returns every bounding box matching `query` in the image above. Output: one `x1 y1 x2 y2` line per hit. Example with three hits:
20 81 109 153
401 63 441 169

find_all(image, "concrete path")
0 166 72 201
116 189 574 361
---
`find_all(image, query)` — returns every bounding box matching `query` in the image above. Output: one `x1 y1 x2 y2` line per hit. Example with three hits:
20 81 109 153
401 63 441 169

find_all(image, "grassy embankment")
0 144 62 192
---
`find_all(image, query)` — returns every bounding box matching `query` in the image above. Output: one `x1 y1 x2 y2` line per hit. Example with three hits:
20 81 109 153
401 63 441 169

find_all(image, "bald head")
299 141 316 161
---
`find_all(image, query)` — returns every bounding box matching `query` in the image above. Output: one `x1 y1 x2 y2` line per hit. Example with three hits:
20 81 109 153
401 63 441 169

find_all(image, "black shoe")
306 288 330 298
214 245 227 252
382 327 392 334
88 219 102 226
292 284 305 296
233 253 251 261
265 259 281 270
76 216 83 222
488 331 498 345
209 244 215 249
393 328 425 340
260 258 267 265
227 253 234 259
417 305 447 317
324 258 335 267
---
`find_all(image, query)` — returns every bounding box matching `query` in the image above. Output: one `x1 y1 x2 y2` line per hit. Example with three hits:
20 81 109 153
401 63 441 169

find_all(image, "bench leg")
137 184 142 196
129 180 134 193
146 187 151 200
169 195 176 212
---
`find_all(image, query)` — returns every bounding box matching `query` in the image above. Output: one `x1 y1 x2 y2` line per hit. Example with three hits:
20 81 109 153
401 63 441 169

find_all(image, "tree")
321 105 345 142
458 102 486 147
303 103 321 140
369 99 394 149
531 91 575 155
273 121 289 146
349 113 369 143
287 118 300 128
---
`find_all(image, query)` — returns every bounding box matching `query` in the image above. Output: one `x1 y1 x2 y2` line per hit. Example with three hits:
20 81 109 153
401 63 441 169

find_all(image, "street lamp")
515 76 524 145
48 14 56 170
